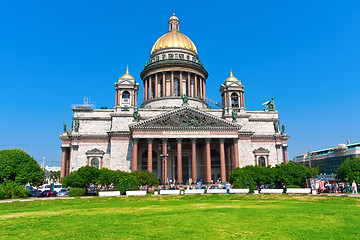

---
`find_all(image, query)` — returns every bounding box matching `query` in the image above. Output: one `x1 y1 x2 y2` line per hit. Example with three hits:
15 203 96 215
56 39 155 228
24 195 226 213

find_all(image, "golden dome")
226 70 239 82
151 14 197 54
120 67 134 79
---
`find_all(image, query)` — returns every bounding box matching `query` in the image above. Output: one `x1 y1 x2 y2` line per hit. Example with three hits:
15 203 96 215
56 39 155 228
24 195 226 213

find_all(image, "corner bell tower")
219 70 246 115
114 67 139 112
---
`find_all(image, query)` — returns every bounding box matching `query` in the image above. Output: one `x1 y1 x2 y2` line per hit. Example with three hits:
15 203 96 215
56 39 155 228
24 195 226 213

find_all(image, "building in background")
59 14 289 184
293 142 360 179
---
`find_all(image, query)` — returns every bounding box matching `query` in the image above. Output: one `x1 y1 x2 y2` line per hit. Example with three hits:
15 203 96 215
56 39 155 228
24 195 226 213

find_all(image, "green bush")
0 182 28 200
113 172 139 195
68 188 85 197
287 185 301 188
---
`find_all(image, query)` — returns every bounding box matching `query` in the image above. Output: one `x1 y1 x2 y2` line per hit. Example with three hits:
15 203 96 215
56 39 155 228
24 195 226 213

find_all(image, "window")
156 56 159 61
168 54 173 59
162 54 166 60
122 91 130 99
231 93 239 108
174 77 180 96
187 55 190 60
258 157 266 167
91 158 99 169
160 79 163 97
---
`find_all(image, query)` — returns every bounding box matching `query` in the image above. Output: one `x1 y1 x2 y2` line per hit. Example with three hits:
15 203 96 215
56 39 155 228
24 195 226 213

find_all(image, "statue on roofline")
133 108 139 122
232 109 237 122
63 122 67 132
274 122 280 133
281 124 286 133
263 98 276 112
181 94 189 105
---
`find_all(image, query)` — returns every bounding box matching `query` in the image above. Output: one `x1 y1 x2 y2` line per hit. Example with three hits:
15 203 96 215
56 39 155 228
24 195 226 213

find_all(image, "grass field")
0 194 359 239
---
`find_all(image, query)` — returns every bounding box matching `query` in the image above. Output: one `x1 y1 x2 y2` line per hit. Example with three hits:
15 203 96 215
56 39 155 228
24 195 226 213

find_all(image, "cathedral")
60 14 289 184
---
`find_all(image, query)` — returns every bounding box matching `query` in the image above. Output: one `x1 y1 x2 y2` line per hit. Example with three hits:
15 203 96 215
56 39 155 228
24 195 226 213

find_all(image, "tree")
131 171 159 188
50 171 60 182
274 162 318 187
113 171 139 194
336 158 360 183
61 166 99 191
0 149 45 186
96 168 117 189
228 167 256 192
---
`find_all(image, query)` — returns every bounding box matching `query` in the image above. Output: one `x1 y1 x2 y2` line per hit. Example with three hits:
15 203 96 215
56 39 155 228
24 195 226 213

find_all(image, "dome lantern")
169 13 179 32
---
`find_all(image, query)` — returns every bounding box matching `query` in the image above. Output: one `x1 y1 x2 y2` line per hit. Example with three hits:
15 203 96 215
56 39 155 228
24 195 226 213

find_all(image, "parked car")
28 189 37 197
210 186 220 189
57 188 68 197
54 184 62 193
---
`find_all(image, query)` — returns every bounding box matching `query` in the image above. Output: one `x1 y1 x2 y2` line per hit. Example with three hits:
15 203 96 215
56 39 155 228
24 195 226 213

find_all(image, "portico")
130 106 241 184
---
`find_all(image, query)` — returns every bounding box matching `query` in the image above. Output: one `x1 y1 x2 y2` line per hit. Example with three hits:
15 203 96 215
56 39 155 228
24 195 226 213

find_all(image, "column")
132 138 139 171
162 139 168 183
266 155 270 166
131 89 134 106
144 79 148 101
177 138 183 183
233 138 239 169
171 71 174 96
283 146 288 163
149 76 153 100
115 89 118 106
191 138 197 182
162 72 166 97
100 157 103 169
225 145 231 176
87 157 90 166
187 72 191 97
219 139 226 182
241 92 245 107
255 156 258 165
60 147 67 178
205 138 212 183
179 72 183 96
224 91 227 108
203 78 206 100
230 144 234 171
155 73 158 98
199 77 203 99
147 138 153 172
194 75 198 98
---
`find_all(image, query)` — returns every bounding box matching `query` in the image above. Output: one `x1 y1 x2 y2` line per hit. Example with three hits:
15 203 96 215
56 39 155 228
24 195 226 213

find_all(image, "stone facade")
59 14 289 183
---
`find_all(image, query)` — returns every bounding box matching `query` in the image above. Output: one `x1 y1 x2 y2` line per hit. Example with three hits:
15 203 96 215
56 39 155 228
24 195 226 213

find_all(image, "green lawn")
0 194 359 239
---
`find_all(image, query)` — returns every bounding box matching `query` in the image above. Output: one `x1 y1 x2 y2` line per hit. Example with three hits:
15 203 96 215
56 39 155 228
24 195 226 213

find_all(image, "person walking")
225 182 231 194
352 180 358 195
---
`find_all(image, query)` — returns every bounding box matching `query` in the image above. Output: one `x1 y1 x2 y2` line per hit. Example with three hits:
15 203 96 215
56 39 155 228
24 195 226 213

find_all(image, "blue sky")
1 1 359 166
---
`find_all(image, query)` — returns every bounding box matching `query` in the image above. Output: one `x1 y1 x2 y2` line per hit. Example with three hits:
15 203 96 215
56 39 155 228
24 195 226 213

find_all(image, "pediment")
117 79 134 85
130 106 241 130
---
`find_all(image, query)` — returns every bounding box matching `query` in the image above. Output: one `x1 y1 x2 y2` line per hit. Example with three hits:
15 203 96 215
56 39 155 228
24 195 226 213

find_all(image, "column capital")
176 138 183 143
191 138 197 144
147 138 153 143
219 138 225 143
132 138 139 144
205 138 211 144
233 138 239 144
162 138 168 144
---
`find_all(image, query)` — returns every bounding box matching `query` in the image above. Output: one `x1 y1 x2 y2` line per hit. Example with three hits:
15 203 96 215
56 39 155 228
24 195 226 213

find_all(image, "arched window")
174 77 180 96
258 157 266 167
122 91 130 99
231 93 239 108
91 158 99 169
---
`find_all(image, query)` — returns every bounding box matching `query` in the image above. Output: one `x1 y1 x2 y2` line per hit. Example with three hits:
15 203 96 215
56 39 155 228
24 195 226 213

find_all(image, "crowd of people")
311 179 359 194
